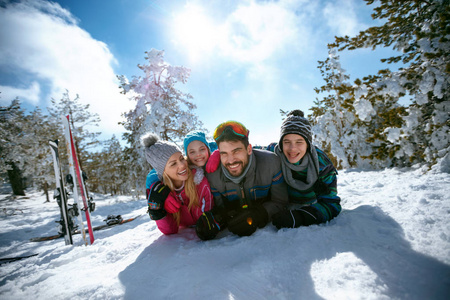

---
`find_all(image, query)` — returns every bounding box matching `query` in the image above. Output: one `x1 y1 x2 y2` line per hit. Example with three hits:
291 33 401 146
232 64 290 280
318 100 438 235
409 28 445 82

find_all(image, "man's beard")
225 160 247 176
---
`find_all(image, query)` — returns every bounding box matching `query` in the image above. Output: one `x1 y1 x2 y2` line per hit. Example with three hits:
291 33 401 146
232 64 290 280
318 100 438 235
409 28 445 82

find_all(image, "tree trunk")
43 182 50 202
7 162 25 196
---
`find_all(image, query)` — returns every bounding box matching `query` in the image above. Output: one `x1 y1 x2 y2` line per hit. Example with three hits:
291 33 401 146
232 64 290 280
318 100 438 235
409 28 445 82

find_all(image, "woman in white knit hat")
141 133 214 235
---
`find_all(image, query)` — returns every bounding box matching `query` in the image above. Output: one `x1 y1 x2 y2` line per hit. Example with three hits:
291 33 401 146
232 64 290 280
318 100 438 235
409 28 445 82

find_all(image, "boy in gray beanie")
272 109 342 229
278 109 312 152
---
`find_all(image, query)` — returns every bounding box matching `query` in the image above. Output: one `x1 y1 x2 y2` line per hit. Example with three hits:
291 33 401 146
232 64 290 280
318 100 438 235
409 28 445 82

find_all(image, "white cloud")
173 0 371 147
219 1 304 64
0 81 40 104
220 2 291 62
172 0 340 146
0 0 132 137
323 0 361 37
172 0 313 65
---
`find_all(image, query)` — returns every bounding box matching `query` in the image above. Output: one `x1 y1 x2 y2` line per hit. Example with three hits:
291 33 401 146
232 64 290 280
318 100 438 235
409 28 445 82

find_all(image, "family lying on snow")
141 110 341 240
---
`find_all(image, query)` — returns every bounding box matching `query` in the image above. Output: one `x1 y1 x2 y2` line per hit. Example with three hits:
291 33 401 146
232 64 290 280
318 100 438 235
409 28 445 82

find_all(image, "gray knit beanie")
141 133 182 180
279 110 312 151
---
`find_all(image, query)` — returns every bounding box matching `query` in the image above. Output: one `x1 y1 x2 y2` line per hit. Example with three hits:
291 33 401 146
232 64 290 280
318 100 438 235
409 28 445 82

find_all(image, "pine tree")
0 100 27 195
86 135 128 195
118 49 204 143
118 49 205 195
1 99 69 198
21 107 58 202
312 0 449 169
47 90 101 178
311 50 376 168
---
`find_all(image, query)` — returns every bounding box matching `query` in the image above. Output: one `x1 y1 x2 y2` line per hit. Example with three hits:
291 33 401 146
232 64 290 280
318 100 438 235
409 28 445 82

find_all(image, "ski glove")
147 181 170 221
164 195 182 214
195 210 222 241
205 149 220 173
227 204 269 237
272 207 318 229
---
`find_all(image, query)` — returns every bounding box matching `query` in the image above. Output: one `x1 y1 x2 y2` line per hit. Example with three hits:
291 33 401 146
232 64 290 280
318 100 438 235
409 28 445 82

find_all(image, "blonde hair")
162 166 200 226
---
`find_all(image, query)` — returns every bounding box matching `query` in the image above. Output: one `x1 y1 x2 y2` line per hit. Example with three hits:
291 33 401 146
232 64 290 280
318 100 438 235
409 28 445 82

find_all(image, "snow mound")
0 169 449 299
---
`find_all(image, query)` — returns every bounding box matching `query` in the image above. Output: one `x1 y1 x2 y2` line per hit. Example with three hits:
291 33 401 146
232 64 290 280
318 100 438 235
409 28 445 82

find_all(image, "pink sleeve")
198 176 214 212
188 176 214 222
155 214 179 235
164 193 181 214
205 149 220 173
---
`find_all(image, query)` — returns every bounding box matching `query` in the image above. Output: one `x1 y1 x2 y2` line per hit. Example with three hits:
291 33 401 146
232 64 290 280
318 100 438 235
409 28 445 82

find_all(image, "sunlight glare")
172 4 219 62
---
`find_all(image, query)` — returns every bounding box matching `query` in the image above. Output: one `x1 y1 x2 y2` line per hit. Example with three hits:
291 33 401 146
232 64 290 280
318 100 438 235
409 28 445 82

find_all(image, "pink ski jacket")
156 168 213 235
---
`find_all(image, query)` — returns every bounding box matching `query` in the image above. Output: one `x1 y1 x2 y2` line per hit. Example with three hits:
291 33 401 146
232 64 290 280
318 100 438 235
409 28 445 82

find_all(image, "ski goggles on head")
213 121 249 141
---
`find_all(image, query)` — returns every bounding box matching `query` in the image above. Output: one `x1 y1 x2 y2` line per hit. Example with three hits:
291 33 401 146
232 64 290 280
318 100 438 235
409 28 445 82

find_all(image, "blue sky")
0 0 389 147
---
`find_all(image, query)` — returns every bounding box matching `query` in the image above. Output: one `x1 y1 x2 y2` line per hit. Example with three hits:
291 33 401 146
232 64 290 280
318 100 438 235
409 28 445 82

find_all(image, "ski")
0 253 38 265
62 114 95 245
49 140 73 245
29 214 143 242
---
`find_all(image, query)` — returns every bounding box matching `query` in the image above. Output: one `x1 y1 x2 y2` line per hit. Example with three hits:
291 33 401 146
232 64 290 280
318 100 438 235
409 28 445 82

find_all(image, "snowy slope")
0 168 449 300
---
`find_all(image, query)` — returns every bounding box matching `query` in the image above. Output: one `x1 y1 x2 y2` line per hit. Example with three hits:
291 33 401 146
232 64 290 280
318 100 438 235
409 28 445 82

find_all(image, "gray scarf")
222 153 253 184
275 144 319 191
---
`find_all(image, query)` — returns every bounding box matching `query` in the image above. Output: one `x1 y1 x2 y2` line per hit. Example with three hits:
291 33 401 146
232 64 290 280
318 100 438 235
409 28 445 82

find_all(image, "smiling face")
163 152 189 188
282 134 308 164
218 140 252 177
187 140 210 167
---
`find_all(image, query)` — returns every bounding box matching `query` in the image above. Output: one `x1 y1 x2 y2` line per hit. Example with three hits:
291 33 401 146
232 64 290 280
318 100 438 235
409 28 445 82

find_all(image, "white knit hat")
141 133 181 180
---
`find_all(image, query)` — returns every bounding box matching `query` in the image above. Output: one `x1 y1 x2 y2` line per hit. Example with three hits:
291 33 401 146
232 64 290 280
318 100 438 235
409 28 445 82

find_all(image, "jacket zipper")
239 182 248 208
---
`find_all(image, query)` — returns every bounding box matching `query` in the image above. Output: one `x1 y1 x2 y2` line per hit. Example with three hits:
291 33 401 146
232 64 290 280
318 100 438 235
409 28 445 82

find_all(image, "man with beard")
195 121 288 240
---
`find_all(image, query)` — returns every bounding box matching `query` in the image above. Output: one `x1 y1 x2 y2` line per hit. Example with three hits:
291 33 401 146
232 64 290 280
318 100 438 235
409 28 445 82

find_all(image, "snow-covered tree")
311 50 374 169
312 49 408 169
1 99 66 199
85 135 129 195
118 49 205 194
0 100 27 195
21 107 58 202
47 90 101 171
312 0 449 169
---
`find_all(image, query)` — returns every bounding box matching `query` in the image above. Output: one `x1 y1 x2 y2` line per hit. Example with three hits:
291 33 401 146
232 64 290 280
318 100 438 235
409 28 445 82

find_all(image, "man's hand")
272 207 318 229
227 205 268 237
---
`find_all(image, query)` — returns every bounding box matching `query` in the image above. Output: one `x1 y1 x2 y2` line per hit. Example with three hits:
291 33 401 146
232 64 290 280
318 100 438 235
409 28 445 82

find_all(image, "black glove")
227 205 268 237
272 207 318 229
196 211 222 241
147 181 170 221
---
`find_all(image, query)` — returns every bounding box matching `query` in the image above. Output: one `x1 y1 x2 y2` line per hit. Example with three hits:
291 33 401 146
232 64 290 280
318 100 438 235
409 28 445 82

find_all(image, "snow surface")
1 168 449 299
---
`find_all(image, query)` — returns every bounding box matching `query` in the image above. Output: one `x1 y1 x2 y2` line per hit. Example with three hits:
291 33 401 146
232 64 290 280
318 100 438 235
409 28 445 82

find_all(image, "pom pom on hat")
141 133 182 180
279 109 312 151
288 110 305 118
141 133 159 148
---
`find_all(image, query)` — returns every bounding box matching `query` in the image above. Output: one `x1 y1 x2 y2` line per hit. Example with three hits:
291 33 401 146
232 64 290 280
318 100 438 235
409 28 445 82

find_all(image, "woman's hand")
164 194 182 214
